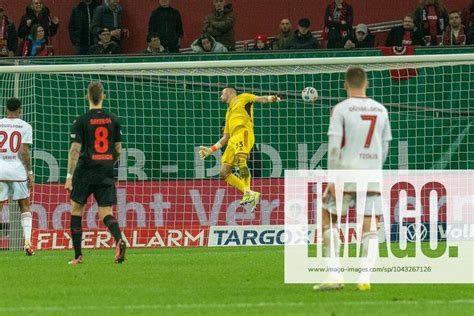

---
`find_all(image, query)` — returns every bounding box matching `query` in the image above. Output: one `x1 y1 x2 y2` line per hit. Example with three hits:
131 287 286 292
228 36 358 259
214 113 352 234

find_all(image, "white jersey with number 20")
328 97 392 169
0 118 33 181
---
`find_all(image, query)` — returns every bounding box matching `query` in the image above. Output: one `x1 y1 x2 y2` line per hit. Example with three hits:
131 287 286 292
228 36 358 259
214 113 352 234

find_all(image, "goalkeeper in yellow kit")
199 87 281 213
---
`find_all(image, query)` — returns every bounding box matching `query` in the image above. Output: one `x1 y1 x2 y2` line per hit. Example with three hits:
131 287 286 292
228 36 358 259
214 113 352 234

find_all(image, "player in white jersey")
314 67 392 291
0 98 35 256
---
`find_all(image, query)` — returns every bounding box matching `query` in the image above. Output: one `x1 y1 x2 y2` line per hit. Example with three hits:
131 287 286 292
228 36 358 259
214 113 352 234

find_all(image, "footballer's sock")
103 215 123 244
70 215 83 259
20 212 33 244
224 174 246 193
323 227 342 280
359 231 379 284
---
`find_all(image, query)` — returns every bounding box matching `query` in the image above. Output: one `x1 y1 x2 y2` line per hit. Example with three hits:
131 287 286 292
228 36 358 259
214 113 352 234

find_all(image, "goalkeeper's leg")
220 164 246 193
235 154 260 210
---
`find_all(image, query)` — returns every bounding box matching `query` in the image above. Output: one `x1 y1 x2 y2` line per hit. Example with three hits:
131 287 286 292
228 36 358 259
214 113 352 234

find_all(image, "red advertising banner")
30 179 285 231
33 227 209 250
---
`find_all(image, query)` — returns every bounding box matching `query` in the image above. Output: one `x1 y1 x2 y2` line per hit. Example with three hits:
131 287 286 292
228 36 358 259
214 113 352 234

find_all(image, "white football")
301 87 318 103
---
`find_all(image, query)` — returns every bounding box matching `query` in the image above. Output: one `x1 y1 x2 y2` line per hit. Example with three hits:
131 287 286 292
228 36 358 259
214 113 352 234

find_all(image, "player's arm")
65 117 84 191
254 95 282 104
327 135 342 170
64 142 81 192
20 144 34 188
199 133 230 160
114 142 122 163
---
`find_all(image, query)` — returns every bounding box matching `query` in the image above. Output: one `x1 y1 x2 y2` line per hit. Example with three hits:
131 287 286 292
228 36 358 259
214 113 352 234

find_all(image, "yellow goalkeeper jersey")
224 93 257 137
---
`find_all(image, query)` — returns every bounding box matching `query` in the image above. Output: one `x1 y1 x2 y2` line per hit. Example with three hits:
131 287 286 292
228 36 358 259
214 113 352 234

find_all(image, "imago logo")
284 170 473 284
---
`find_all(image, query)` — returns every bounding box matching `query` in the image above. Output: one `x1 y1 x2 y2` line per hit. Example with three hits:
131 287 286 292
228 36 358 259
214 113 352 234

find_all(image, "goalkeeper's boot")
114 239 127 264
240 192 252 206
68 255 84 265
250 192 261 213
313 283 344 291
24 240 35 256
313 275 345 291
357 283 371 291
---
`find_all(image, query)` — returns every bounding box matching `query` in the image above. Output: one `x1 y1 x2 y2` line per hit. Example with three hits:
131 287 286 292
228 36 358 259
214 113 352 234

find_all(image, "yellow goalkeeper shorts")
222 129 255 166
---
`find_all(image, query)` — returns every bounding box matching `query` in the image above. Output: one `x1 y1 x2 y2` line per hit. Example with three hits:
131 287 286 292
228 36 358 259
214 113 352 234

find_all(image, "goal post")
0 54 472 250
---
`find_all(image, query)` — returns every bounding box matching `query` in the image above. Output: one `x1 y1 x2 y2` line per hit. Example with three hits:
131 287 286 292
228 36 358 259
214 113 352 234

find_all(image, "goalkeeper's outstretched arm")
254 95 282 104
199 133 230 160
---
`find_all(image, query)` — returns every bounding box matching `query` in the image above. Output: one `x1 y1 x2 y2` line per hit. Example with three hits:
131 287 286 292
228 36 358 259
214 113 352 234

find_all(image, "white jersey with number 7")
0 118 33 181
328 97 392 169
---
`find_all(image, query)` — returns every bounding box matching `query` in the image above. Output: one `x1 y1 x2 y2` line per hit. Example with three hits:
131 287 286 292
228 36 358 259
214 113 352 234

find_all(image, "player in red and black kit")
64 81 126 264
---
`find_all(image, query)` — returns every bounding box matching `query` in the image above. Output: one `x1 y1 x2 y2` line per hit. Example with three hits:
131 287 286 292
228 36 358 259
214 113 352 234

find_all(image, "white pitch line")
0 300 473 313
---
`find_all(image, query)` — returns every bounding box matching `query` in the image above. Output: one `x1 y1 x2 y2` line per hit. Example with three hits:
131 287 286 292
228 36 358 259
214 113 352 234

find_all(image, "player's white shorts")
323 192 382 216
0 181 29 202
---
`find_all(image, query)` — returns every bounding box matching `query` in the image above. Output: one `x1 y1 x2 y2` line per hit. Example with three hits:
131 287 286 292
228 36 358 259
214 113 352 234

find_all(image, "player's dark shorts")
70 177 116 207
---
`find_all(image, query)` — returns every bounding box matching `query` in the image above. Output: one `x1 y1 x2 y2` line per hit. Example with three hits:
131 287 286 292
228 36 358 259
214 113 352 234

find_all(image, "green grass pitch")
0 246 473 316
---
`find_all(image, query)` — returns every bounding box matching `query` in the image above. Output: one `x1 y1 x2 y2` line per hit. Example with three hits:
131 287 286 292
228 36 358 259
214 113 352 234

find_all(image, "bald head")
220 87 237 104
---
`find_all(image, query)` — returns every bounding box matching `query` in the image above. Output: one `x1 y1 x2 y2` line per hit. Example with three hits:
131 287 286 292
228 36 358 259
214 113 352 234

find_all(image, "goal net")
0 54 472 251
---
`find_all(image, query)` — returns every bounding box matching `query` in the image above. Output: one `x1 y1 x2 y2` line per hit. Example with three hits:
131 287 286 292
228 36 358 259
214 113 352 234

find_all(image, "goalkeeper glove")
270 94 283 102
199 142 222 160
199 146 212 160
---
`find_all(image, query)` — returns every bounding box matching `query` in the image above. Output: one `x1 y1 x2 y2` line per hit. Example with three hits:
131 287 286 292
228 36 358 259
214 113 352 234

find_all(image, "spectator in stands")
203 0 235 51
0 7 18 57
142 33 167 54
461 0 474 29
343 24 374 49
414 0 449 45
287 18 319 50
148 0 183 53
465 4 474 44
271 18 294 50
18 0 59 40
323 0 353 49
91 0 128 51
191 33 228 53
21 24 53 57
442 11 466 45
385 14 425 46
69 0 100 55
88 27 120 55
252 34 270 51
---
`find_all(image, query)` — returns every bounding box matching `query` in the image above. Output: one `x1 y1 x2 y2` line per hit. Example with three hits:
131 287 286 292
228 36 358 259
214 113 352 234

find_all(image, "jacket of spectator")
287 30 319 50
148 4 183 53
0 9 18 57
91 1 124 43
442 25 466 46
203 3 235 50
69 0 99 49
141 45 166 54
88 41 120 55
21 38 49 57
343 25 375 49
272 33 293 50
414 1 449 44
461 0 474 29
191 34 228 53
385 26 425 46
18 4 59 40
323 0 354 48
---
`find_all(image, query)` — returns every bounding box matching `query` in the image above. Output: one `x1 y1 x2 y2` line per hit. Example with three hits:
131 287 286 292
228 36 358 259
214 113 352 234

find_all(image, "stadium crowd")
0 0 473 57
